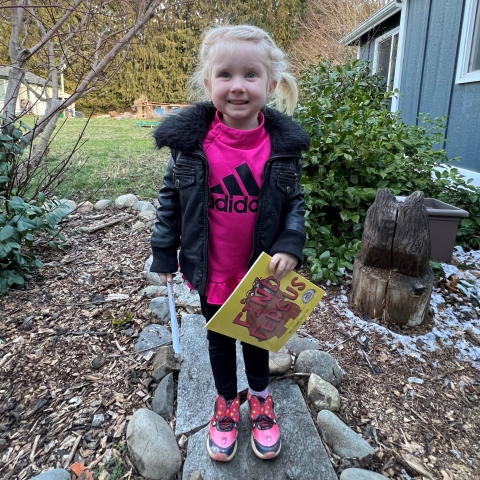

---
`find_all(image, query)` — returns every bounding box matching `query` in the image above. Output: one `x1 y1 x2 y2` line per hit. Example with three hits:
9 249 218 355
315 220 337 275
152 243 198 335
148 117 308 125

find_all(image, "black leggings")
200 295 270 400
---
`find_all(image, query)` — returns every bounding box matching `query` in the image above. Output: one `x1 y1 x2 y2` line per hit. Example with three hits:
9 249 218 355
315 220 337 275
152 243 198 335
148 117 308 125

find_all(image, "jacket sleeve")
269 159 306 266
150 154 181 273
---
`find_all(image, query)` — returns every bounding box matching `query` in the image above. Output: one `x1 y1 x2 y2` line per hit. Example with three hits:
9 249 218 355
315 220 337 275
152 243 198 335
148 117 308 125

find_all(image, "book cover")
205 252 325 352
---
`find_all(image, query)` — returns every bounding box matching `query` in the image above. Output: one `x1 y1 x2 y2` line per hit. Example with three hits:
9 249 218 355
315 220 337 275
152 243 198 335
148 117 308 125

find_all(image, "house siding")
399 0 480 172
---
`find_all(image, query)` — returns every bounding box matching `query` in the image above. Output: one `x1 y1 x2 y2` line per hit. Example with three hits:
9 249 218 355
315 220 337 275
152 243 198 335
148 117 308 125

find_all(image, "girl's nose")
230 77 246 92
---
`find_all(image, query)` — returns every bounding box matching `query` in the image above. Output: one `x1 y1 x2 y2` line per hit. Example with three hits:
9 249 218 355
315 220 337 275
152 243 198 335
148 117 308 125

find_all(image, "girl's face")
205 46 277 130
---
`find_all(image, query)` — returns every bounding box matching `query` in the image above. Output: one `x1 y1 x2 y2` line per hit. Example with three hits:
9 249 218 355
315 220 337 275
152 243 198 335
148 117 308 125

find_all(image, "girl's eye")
220 72 231 78
246 72 256 78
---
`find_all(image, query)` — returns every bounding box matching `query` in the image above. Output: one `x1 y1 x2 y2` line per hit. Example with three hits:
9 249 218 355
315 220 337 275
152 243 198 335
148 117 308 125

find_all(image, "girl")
150 25 310 462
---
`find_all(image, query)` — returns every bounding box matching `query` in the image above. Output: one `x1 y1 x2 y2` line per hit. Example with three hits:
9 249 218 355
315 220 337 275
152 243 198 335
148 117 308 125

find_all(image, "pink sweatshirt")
203 112 271 304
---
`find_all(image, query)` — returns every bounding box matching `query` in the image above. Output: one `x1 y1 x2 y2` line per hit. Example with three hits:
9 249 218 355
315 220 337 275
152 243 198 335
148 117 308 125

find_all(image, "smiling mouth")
228 100 248 105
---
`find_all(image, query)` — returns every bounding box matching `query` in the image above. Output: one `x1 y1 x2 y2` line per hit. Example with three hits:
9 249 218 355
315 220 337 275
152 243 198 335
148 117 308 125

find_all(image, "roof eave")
339 0 402 46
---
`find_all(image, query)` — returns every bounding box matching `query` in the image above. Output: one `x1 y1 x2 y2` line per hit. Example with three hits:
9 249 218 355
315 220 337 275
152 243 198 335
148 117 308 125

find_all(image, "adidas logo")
209 163 259 214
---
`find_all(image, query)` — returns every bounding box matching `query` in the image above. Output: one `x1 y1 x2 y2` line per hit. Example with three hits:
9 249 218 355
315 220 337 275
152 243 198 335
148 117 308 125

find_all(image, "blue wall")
399 0 480 172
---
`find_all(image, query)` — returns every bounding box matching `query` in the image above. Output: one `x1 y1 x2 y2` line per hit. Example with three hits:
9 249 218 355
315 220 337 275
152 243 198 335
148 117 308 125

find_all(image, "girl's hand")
159 273 174 285
269 253 297 281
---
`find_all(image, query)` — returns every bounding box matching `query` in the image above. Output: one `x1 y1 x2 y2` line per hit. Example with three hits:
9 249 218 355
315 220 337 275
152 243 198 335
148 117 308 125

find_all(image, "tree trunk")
3 66 25 119
350 255 433 326
350 189 434 326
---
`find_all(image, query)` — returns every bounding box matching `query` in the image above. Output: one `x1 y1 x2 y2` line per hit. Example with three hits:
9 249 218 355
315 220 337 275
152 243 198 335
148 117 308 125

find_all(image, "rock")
182 381 337 480
132 200 156 212
152 345 181 382
308 373 340 412
94 199 111 210
269 350 291 375
135 324 172 357
172 272 200 307
131 221 145 232
175 315 248 435
295 350 343 386
127 408 182 480
77 201 94 213
317 410 374 459
139 285 168 298
92 413 105 427
153 198 160 208
58 199 76 213
341 469 389 480
152 373 174 419
115 193 138 209
31 469 70 480
285 333 322 356
139 210 157 222
188 472 203 480
149 297 171 324
91 354 106 370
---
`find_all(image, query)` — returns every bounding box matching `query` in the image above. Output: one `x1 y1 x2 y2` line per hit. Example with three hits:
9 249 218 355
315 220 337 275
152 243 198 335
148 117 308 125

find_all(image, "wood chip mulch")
0 207 479 480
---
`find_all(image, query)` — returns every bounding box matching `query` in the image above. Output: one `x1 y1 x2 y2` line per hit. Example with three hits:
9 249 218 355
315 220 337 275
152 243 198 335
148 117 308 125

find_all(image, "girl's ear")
268 80 278 97
204 78 212 96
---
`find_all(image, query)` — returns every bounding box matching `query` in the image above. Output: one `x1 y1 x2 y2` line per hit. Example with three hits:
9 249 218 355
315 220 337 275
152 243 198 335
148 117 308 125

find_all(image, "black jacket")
150 102 310 295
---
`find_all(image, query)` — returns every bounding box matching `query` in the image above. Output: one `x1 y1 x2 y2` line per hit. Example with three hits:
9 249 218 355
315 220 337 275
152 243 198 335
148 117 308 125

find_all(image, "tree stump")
350 189 434 326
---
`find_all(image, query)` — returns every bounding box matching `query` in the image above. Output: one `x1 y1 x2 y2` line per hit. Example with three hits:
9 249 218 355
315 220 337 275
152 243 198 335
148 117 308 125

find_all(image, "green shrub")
296 60 480 283
0 114 69 294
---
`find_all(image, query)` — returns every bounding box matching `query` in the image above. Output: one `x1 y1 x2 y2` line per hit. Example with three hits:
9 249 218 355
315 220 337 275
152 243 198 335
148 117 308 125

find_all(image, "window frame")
372 27 400 92
456 0 480 84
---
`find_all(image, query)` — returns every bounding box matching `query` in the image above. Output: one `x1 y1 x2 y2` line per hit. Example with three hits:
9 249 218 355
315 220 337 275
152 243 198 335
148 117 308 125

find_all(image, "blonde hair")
189 25 298 116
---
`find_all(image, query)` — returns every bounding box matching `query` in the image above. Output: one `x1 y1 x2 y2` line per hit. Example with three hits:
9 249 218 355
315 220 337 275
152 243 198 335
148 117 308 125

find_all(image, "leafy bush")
0 114 69 294
296 60 480 283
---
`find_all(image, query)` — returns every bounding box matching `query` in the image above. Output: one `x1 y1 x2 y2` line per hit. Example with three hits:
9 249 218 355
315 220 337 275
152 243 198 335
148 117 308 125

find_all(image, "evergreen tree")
76 0 304 112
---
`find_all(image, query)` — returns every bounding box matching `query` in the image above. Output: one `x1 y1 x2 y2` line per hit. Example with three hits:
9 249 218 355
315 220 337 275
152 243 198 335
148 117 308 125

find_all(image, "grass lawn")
45 117 170 202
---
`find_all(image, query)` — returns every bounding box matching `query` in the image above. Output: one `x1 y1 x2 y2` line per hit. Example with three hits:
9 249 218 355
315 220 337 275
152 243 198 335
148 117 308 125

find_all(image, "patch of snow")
325 247 480 369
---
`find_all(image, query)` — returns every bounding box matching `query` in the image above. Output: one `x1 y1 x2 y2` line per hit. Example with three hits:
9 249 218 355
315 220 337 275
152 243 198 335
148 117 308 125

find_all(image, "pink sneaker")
247 393 281 459
206 394 240 462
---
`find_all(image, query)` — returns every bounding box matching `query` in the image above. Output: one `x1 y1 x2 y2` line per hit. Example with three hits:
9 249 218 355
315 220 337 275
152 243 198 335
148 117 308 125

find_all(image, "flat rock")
135 324 172 357
341 469 389 480
149 297 171 324
132 200 156 212
307 373 340 412
317 410 374 459
295 350 343 386
140 285 168 298
115 193 138 209
269 350 291 375
175 315 248 435
182 381 337 480
127 408 182 480
152 373 174 420
94 199 111 210
285 334 322 356
31 469 70 480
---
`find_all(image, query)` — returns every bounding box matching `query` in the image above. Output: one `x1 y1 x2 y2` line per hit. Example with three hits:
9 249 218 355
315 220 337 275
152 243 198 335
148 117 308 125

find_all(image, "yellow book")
205 252 325 352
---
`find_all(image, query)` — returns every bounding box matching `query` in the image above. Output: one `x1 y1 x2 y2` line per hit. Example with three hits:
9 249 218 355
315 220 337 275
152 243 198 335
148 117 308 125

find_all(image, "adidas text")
208 194 259 213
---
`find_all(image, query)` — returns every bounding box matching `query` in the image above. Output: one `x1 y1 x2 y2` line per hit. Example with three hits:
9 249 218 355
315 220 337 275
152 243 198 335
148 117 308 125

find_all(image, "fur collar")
153 102 310 156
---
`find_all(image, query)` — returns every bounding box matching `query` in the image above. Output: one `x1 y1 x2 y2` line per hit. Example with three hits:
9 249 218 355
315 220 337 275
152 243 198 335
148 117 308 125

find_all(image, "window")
373 27 400 92
456 0 480 84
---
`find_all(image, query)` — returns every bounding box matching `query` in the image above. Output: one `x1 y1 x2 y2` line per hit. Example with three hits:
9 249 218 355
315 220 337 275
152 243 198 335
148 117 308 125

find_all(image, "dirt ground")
0 208 479 480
